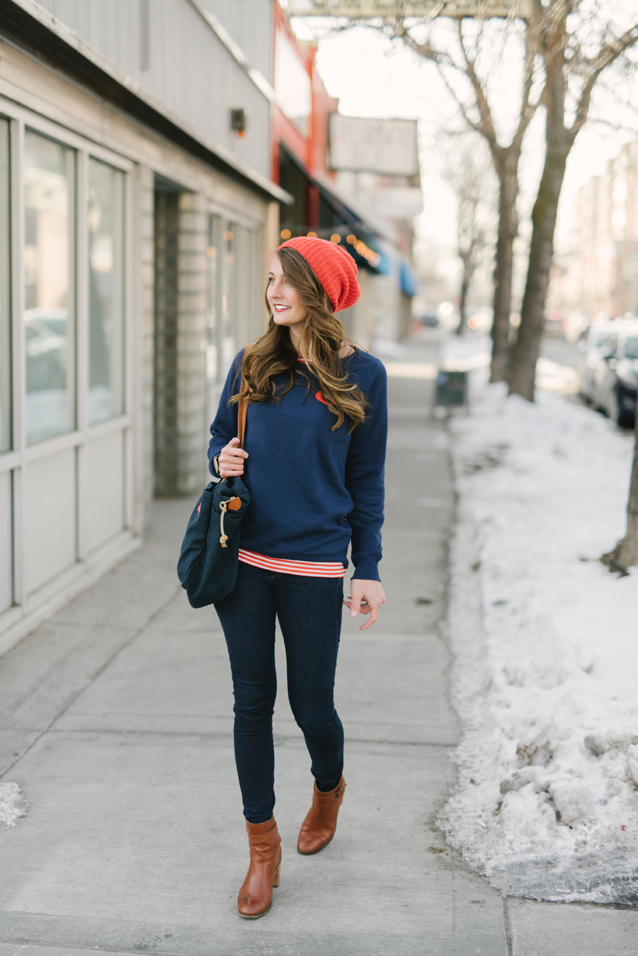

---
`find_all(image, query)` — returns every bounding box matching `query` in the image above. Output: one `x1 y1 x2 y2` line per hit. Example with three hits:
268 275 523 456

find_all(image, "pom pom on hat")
278 236 360 312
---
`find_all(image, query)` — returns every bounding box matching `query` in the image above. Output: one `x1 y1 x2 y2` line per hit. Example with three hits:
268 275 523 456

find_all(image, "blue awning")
400 259 419 297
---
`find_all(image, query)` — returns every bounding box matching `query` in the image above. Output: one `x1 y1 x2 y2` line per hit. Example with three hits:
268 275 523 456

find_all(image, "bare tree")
290 7 542 378
293 2 636 391
443 140 493 333
391 17 541 378
508 2 638 400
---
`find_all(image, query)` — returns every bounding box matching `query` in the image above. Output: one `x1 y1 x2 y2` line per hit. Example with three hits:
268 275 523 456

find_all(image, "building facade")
551 140 638 320
0 0 288 651
271 4 421 345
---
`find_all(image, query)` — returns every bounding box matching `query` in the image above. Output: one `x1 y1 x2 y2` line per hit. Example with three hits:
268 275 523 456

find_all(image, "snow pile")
440 382 638 904
0 782 26 830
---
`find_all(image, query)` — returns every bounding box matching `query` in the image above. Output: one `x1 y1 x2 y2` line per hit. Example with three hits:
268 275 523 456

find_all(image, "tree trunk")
490 154 519 383
456 252 473 335
508 130 571 401
603 413 638 569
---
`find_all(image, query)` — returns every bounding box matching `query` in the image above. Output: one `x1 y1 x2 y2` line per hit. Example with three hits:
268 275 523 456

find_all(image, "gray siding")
35 0 271 180
202 0 273 81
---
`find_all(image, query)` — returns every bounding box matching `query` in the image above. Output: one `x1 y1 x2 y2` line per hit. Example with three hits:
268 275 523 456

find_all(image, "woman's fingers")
359 604 380 631
343 597 371 614
346 580 386 631
220 463 244 477
218 437 249 477
224 437 249 458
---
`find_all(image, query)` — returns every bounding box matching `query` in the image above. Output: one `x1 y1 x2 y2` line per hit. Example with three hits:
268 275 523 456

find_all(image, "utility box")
434 369 468 408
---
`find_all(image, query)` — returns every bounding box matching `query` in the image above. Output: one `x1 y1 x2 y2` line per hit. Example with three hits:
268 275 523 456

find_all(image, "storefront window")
206 214 221 422
88 158 124 424
24 131 75 445
221 222 236 375
0 121 10 453
234 224 257 345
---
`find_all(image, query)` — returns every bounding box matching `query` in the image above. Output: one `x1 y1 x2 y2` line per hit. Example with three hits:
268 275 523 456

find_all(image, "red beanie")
278 236 360 313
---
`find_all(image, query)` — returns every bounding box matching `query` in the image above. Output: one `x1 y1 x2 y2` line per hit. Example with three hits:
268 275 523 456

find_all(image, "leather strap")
237 386 248 449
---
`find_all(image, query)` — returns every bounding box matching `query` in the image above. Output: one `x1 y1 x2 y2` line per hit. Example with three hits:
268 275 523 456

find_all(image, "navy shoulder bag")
177 391 251 607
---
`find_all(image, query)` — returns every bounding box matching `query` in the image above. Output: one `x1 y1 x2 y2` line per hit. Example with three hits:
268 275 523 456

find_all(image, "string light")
280 229 291 240
330 234 341 243
346 234 356 244
307 231 317 238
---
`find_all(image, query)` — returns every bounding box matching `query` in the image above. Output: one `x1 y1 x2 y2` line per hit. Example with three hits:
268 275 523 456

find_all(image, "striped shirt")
238 549 346 578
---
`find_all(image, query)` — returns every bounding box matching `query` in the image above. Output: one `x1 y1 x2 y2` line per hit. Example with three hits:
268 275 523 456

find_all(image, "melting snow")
440 378 638 904
0 782 26 830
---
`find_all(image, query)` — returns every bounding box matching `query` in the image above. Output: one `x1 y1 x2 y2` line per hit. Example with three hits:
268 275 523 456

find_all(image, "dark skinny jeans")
214 562 345 823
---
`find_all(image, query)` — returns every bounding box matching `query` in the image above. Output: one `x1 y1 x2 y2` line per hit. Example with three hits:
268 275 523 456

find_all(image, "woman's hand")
218 437 248 478
344 579 386 631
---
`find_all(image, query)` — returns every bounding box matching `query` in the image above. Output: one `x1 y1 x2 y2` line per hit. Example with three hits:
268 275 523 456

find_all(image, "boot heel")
297 776 347 855
237 817 282 918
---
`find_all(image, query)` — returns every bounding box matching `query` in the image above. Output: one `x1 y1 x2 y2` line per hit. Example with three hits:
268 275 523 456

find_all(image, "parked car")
579 320 618 403
563 312 590 344
578 318 638 404
414 312 439 328
594 328 638 427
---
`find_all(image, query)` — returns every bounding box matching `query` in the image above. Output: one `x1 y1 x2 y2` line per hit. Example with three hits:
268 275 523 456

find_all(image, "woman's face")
267 255 307 330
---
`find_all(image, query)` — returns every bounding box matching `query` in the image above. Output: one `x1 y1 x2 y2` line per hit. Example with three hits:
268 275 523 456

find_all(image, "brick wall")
138 165 155 530
153 189 208 498
176 192 208 496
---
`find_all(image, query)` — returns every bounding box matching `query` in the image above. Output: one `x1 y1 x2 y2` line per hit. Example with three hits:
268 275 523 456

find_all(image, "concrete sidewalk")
0 338 636 956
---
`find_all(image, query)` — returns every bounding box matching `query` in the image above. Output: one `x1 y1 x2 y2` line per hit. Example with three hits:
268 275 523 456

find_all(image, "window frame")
86 154 126 427
0 100 134 611
0 118 11 456
23 127 77 447
0 106 134 472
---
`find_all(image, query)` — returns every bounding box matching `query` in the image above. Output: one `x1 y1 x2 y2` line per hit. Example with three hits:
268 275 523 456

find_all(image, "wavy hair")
230 246 368 432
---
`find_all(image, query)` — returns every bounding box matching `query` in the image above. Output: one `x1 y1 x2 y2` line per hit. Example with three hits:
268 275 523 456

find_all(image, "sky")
289 14 638 302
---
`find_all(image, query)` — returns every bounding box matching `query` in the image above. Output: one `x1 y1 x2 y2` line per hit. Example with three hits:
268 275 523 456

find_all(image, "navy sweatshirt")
207 349 388 580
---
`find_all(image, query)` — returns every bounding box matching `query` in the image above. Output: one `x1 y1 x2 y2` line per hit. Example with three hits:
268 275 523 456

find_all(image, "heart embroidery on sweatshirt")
315 391 328 405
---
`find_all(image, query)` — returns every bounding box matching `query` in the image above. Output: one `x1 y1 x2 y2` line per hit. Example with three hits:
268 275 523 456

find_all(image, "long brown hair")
231 246 368 432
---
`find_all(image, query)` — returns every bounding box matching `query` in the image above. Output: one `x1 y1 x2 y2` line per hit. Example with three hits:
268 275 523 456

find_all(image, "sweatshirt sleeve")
345 360 388 581
207 351 244 476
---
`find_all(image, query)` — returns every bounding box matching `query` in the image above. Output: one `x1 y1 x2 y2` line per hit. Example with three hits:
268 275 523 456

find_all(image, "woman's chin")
273 316 299 329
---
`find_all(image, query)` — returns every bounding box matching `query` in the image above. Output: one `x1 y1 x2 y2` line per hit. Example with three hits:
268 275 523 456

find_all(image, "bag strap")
237 385 248 449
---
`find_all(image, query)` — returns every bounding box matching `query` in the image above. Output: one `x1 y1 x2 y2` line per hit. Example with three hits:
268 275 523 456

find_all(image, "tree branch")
570 23 638 136
512 21 543 150
456 20 499 147
396 26 491 139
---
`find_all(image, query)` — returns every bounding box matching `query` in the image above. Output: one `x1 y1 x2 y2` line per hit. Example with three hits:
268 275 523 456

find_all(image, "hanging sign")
329 115 419 176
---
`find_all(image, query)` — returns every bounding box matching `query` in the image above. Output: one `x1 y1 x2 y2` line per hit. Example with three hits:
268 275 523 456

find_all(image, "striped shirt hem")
238 549 346 578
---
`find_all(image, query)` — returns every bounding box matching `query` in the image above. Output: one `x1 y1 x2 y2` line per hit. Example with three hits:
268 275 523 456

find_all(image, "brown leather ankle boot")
297 776 346 855
237 816 282 919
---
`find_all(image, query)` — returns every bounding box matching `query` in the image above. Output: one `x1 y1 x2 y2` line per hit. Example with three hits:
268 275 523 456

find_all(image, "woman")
208 236 388 919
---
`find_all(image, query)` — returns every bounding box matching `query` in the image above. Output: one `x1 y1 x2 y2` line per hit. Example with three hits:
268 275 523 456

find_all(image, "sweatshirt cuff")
351 557 381 582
